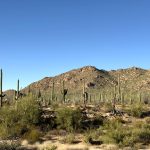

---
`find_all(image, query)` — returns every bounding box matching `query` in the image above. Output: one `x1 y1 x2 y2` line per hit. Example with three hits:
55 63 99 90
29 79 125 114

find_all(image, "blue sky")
0 0 150 90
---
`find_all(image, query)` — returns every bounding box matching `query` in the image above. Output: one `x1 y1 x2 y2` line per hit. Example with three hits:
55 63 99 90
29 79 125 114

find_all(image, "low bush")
0 142 20 150
133 124 150 144
103 102 113 113
56 107 82 132
0 95 41 139
84 129 102 144
17 94 41 125
128 104 144 118
23 127 42 144
99 119 150 147
101 121 128 146
62 133 75 144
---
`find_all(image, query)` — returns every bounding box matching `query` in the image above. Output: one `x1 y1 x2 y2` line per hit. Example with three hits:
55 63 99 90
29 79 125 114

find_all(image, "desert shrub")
62 133 75 144
128 104 144 117
84 129 102 144
100 119 150 147
82 115 104 130
84 133 92 144
17 94 41 125
0 95 41 139
23 127 42 144
0 106 22 139
56 107 82 132
144 117 150 124
137 129 150 144
103 102 113 113
100 120 132 147
49 145 57 150
132 124 150 144
0 142 20 150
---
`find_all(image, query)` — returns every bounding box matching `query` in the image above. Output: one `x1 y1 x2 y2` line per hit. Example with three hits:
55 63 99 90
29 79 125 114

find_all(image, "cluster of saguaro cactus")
61 80 68 103
0 69 6 107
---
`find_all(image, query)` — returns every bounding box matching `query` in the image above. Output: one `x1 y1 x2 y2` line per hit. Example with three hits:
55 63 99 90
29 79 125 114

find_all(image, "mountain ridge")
23 66 150 93
4 66 150 101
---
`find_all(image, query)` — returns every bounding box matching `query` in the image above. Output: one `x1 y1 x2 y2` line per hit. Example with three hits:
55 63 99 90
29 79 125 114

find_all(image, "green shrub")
84 133 92 144
56 107 82 132
84 129 102 144
132 124 150 144
0 142 20 150
101 120 132 147
17 94 41 125
0 106 22 139
23 127 42 144
103 102 113 113
0 95 41 139
43 145 57 150
128 104 144 117
62 133 75 144
100 119 150 147
145 117 150 124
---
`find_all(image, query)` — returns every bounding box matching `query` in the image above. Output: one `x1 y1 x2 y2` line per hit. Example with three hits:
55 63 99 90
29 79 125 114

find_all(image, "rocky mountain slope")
5 66 150 100
23 66 150 94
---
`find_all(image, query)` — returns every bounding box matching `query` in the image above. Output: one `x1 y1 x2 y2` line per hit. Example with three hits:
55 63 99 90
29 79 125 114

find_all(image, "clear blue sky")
0 0 150 90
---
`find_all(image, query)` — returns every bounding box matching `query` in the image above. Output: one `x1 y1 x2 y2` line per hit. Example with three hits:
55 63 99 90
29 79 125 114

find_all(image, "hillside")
22 66 150 94
5 66 150 101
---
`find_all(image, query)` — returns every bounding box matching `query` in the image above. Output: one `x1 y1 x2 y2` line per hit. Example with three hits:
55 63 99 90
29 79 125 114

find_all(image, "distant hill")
23 66 150 93
5 66 150 100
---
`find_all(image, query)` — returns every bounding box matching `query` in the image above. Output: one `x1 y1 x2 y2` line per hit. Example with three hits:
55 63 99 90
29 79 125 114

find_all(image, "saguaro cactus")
117 74 121 102
37 89 41 98
112 85 117 114
28 86 31 95
0 69 5 107
130 92 133 104
15 79 20 100
121 92 124 106
51 79 55 101
139 92 142 103
82 79 88 107
61 80 68 103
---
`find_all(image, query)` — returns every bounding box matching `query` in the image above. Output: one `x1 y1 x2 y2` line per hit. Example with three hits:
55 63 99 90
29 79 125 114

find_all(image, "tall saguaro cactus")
0 69 5 107
139 92 142 103
51 79 55 101
117 73 121 102
112 85 117 114
82 79 88 107
15 79 20 100
61 80 68 103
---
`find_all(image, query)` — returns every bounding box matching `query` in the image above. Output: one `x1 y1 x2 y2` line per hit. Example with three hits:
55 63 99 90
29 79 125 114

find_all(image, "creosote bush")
99 119 150 147
0 142 20 150
0 94 41 139
62 133 75 144
128 103 144 117
23 127 42 144
56 107 82 132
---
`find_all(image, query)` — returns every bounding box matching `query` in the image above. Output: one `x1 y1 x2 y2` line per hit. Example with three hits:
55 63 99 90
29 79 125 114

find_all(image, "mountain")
23 66 150 94
4 66 150 100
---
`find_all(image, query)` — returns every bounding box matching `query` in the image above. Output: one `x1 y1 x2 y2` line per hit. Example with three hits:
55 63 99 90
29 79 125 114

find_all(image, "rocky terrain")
23 66 150 92
4 66 150 101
